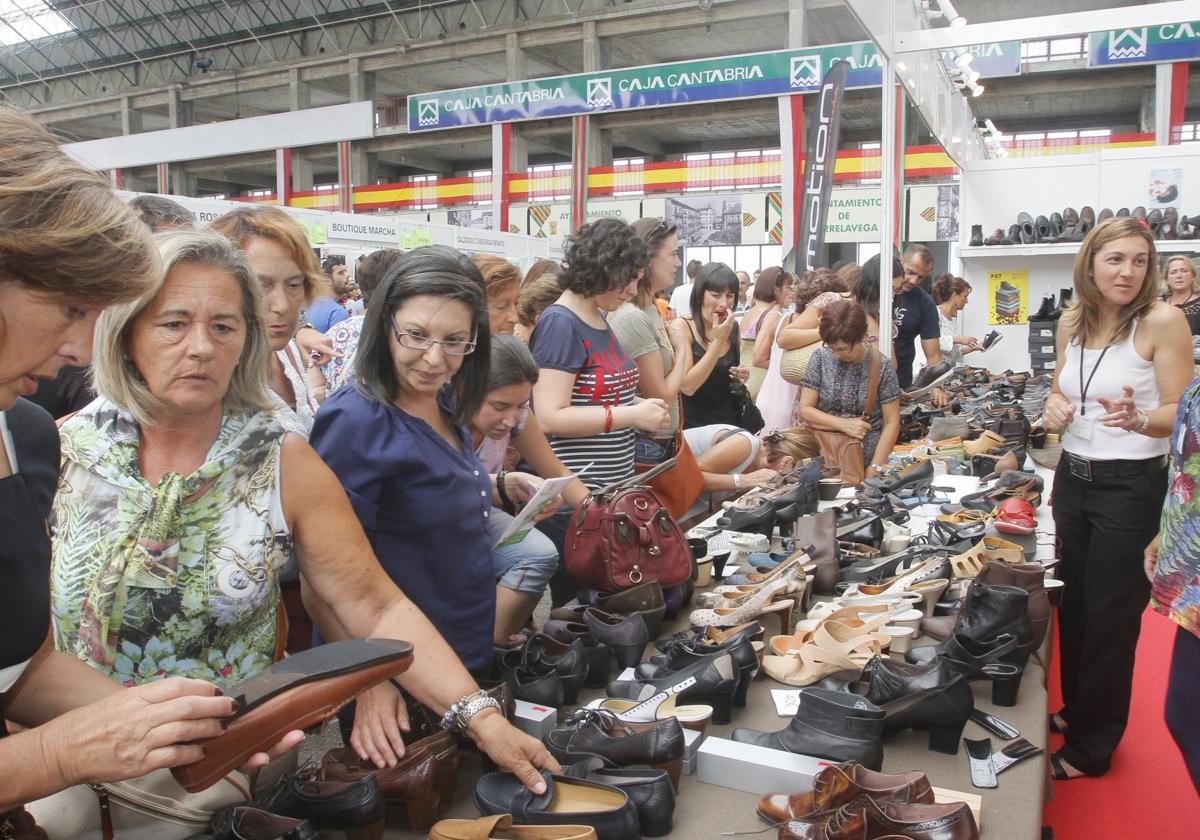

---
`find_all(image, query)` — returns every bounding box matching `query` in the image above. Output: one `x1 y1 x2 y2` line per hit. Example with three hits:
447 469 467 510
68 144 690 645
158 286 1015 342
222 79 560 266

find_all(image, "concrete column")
289 69 312 111
275 149 290 206
290 150 314 193
348 58 375 103
167 85 191 128
788 0 806 48
337 141 354 213
1139 87 1156 135
505 33 530 173
581 21 611 169
173 170 198 196
120 96 142 135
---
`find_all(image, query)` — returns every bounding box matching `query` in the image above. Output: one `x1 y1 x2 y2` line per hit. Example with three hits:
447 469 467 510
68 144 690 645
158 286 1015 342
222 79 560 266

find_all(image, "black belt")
1063 452 1167 481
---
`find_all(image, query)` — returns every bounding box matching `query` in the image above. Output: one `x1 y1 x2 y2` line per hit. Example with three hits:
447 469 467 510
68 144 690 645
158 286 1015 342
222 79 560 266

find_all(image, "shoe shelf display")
966 206 1200 257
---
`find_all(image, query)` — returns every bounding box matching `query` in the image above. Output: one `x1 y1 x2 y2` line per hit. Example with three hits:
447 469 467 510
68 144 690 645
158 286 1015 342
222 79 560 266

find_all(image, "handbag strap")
595 456 678 497
862 348 881 420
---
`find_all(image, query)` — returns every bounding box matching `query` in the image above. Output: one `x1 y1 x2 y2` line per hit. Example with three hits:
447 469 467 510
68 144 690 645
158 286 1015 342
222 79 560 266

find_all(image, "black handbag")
731 380 765 434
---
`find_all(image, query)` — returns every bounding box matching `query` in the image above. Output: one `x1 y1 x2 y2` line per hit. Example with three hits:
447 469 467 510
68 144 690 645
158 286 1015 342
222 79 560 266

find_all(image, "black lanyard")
1078 345 1109 417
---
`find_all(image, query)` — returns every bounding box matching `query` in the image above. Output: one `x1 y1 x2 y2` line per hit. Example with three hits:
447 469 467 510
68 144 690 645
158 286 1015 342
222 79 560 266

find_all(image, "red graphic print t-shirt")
530 304 639 489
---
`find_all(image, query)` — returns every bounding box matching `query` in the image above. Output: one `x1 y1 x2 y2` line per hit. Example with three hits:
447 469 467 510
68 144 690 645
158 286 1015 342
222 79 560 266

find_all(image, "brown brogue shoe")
757 763 933 823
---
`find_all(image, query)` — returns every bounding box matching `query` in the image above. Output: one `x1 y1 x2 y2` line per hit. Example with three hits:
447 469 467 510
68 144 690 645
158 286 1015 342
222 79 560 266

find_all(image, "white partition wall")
957 145 1200 373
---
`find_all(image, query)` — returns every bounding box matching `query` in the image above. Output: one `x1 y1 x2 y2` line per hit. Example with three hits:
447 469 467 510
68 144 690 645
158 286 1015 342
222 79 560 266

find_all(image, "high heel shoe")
910 631 1027 706
715 499 777 538
607 650 740 725
762 620 886 686
641 624 760 709
863 459 933 494
583 608 649 670
688 577 799 630
695 551 812 607
593 690 714 734
853 656 973 755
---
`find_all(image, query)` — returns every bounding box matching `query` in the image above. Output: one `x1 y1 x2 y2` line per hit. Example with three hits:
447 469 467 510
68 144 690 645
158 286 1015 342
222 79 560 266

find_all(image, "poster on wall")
524 200 642 238
988 270 1028 325
824 187 881 243
448 208 493 230
741 192 769 244
1148 168 1183 209
665 195 743 245
936 185 960 242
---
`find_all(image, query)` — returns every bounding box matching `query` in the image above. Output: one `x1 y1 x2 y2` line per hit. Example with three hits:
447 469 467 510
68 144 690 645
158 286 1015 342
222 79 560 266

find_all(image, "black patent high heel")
716 500 776 538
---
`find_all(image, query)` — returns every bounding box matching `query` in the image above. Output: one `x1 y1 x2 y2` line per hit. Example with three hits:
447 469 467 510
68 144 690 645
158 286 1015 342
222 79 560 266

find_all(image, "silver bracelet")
1135 410 1150 434
440 690 502 734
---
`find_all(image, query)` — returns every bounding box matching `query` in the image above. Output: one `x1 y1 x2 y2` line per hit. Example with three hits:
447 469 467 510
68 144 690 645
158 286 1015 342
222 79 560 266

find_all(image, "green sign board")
409 43 889 132
1089 23 1200 66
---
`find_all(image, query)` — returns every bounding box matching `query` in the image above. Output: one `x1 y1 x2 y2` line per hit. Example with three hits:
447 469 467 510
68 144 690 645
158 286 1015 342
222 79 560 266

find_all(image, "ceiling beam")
896 0 1200 52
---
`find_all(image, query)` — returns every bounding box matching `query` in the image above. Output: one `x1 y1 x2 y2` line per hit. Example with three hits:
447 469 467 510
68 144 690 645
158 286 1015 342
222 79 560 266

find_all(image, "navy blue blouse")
309 385 495 674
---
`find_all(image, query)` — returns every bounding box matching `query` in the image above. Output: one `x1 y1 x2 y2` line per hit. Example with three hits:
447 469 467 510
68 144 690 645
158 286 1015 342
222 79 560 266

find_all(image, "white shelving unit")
961 240 1199 259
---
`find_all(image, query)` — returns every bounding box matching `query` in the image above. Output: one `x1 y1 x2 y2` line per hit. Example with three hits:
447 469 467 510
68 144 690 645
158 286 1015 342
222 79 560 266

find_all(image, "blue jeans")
487 508 558 597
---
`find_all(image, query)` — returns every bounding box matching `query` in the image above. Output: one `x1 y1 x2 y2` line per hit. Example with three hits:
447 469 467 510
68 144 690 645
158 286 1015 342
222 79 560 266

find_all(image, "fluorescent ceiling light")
0 0 75 47
970 82 985 97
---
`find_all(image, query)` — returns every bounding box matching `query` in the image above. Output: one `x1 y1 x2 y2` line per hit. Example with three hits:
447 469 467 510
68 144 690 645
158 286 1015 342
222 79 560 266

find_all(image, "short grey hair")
92 229 274 426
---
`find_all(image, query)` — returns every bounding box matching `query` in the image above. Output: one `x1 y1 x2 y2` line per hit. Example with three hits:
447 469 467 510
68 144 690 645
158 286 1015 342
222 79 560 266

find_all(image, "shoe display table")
388 472 1057 839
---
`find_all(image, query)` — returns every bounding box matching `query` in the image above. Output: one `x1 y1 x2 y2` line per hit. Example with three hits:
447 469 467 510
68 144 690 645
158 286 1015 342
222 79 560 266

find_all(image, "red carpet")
1042 608 1199 839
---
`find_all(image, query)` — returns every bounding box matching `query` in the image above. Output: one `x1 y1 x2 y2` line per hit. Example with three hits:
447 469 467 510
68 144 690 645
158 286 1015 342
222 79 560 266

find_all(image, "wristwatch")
440 690 502 734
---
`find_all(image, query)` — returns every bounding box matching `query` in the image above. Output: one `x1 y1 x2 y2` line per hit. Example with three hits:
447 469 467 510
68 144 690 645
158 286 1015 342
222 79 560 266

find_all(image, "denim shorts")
486 507 559 596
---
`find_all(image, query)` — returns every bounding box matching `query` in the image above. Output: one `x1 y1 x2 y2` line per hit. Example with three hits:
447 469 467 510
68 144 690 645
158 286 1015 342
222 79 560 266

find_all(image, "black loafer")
563 756 675 837
474 770 639 840
204 806 317 840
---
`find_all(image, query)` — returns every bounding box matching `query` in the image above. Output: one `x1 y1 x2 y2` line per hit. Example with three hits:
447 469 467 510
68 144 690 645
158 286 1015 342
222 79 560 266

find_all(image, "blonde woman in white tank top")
1042 217 1193 781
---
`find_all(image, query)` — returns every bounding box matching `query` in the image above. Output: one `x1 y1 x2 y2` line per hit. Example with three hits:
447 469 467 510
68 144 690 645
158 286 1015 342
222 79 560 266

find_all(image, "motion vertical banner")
798 59 849 273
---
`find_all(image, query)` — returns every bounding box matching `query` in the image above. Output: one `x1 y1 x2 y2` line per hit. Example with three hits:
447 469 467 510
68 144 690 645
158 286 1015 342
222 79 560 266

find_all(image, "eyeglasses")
649 218 670 237
391 322 477 356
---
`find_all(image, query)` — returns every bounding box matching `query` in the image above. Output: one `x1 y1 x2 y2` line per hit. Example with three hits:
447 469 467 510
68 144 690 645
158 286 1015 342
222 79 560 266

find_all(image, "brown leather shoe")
429 814 597 839
757 763 933 823
172 638 414 793
320 731 459 832
782 796 977 840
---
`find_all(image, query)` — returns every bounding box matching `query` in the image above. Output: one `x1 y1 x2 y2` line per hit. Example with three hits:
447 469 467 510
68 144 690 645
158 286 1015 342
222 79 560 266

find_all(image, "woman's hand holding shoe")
1043 393 1076 429
841 417 871 440
466 707 561 795
41 677 278 785
349 681 411 769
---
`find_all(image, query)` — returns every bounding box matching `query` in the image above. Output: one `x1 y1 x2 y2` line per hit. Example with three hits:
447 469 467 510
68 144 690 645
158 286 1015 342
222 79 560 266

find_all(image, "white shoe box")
513 699 558 740
695 736 832 794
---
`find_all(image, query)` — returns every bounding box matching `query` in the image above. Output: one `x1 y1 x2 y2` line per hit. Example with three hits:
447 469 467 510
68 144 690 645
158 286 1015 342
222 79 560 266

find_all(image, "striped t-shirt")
530 304 639 490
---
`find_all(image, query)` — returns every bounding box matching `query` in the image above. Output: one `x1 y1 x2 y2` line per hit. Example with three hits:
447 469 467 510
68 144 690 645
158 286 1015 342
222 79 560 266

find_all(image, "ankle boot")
976 561 1049 650
856 658 975 755
730 687 884 770
968 224 983 246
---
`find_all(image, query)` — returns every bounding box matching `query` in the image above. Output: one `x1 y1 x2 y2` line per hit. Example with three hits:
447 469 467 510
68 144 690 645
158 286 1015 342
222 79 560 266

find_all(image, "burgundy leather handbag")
565 459 692 593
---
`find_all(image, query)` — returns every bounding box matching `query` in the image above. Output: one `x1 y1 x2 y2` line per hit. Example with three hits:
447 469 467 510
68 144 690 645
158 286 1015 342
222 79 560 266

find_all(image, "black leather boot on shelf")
639 623 759 708
906 582 1032 706
853 656 974 755
608 649 740 724
969 224 983 246
730 688 885 770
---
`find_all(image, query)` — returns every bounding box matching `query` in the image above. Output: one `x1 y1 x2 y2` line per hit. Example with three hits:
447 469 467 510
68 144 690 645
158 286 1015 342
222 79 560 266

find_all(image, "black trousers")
1052 457 1167 775
1165 623 1200 794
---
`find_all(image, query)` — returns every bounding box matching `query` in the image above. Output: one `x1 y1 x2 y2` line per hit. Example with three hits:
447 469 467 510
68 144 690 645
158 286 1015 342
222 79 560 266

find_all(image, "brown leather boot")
782 797 977 840
320 731 459 833
757 763 933 823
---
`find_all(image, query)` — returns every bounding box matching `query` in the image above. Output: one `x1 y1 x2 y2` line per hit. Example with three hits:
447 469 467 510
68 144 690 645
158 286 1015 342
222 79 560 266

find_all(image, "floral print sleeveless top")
51 399 292 689
1154 377 1200 637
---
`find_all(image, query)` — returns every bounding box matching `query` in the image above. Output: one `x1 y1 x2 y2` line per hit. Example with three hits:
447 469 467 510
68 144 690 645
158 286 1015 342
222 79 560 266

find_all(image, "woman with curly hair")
530 219 671 604
530 218 670 490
